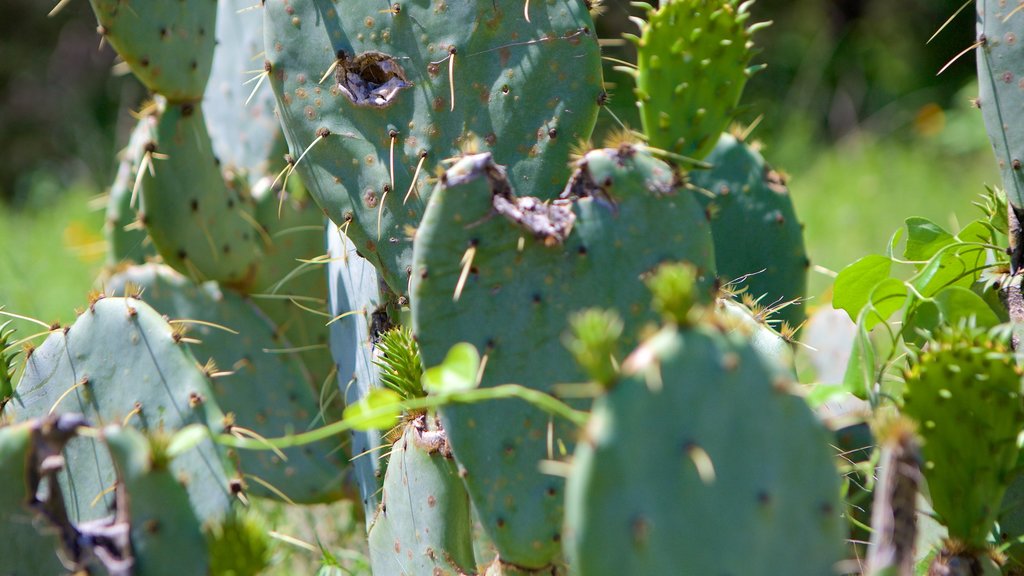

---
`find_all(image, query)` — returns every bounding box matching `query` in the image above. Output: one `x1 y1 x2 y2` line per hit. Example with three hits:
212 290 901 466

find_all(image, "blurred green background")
0 0 1000 323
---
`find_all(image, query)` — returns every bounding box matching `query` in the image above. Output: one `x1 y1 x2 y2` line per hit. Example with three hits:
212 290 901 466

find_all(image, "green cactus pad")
263 0 603 293
978 1 1024 227
367 417 476 575
88 0 216 102
106 264 348 504
204 0 282 182
565 324 845 575
327 228 389 519
105 112 158 267
249 181 336 410
690 134 808 327
411 147 715 568
103 425 209 576
9 297 232 524
140 103 263 290
901 324 1024 548
633 0 766 160
0 418 80 575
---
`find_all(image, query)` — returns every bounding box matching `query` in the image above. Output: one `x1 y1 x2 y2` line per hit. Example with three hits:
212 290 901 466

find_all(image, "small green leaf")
842 316 875 400
863 278 907 330
805 384 849 408
934 286 1000 328
833 255 893 321
911 244 986 298
167 424 210 458
904 217 954 262
956 219 993 245
904 300 941 347
422 343 480 394
342 388 402 430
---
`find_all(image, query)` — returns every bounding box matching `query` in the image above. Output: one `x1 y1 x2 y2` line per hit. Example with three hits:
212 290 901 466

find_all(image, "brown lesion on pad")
334 50 412 108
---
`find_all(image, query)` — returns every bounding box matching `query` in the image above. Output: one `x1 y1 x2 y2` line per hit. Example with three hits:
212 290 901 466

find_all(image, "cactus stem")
453 244 476 302
937 39 984 76
243 473 296 505
404 150 428 204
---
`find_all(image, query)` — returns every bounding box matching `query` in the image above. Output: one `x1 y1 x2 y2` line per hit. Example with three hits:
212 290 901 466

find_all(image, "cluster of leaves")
828 188 1009 406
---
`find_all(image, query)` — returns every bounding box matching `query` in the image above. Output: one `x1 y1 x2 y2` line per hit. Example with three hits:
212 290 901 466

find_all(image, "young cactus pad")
632 0 767 160
411 147 715 568
565 324 845 575
262 0 603 293
106 263 348 504
901 324 1024 549
7 296 232 524
690 133 808 327
367 416 476 576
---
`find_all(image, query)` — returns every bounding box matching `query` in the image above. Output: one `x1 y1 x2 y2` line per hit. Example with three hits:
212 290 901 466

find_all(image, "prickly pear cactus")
691 134 808 327
564 322 845 575
411 147 715 568
88 0 217 102
105 263 347 504
632 0 767 160
262 0 604 293
367 416 476 576
102 425 209 576
139 103 263 289
901 324 1024 549
7 296 232 524
977 0 1024 267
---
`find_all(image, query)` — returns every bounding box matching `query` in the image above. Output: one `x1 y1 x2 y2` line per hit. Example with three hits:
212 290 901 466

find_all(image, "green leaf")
833 255 893 321
934 286 1000 328
842 315 876 400
805 384 850 408
342 388 402 430
904 217 954 262
863 278 907 330
904 300 941 348
422 342 481 394
167 424 210 458
911 244 987 298
956 219 993 245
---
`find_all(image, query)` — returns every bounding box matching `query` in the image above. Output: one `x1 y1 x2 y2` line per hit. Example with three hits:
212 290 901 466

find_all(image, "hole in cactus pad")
335 51 412 108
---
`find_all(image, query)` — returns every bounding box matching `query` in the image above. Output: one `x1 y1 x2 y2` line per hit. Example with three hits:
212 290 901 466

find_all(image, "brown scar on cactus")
327 50 412 107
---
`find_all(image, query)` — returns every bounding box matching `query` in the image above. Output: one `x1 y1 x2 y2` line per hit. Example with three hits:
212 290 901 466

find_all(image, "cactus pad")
565 323 845 575
263 0 603 292
411 147 715 568
633 0 766 160
9 296 232 524
901 324 1024 548
690 134 808 327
